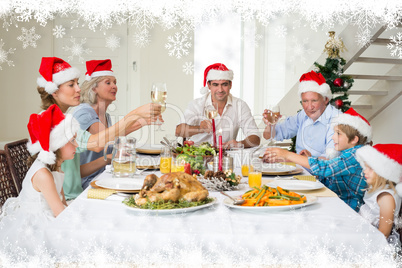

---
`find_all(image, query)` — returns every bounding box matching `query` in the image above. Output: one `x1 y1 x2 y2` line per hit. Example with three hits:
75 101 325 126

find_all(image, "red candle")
212 119 216 148
218 134 223 171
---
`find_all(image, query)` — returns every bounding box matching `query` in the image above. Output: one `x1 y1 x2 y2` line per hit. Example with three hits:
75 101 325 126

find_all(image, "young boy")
263 108 372 212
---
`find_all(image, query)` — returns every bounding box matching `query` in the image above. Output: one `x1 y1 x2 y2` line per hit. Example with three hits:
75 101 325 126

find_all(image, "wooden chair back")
0 150 19 208
4 139 29 193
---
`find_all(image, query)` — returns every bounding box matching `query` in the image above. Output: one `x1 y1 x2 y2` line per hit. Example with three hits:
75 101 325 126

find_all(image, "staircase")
341 25 402 121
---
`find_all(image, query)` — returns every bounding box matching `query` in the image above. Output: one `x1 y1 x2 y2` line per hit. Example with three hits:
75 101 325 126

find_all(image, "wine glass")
264 104 280 145
151 82 167 131
204 107 218 147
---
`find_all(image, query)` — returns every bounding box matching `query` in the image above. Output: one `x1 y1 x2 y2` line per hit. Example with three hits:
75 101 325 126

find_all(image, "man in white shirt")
176 63 260 148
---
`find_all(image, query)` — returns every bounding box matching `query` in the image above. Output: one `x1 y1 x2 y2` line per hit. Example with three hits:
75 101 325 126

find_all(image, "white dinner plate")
125 197 218 215
95 178 144 191
259 163 297 173
223 195 318 211
267 180 324 191
136 155 160 169
136 144 163 155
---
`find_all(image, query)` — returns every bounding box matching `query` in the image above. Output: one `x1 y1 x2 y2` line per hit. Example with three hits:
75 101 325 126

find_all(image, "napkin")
87 188 117 200
293 175 316 182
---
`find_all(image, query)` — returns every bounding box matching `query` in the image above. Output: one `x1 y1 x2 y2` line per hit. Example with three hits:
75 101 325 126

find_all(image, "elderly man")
176 63 260 148
263 70 341 158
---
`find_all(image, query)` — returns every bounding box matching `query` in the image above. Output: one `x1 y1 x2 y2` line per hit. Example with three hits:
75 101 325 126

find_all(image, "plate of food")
223 185 318 211
124 197 217 215
95 178 144 191
136 144 163 155
124 172 216 214
267 179 324 191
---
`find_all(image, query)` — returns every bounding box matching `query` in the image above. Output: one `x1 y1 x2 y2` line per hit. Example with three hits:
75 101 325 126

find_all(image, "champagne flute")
265 104 280 145
204 107 218 147
151 83 167 131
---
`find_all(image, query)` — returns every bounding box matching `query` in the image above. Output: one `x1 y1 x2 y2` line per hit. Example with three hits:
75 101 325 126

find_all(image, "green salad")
123 196 215 210
175 142 217 156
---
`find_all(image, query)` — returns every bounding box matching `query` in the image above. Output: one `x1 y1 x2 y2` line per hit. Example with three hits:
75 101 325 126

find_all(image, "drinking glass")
241 151 254 177
248 156 262 188
160 146 172 174
204 107 218 147
151 82 167 131
227 143 244 170
264 104 280 145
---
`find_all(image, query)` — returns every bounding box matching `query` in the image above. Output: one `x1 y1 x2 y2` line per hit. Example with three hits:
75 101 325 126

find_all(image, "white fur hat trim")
85 70 114 81
206 69 234 83
331 113 372 142
37 67 80 94
356 145 402 185
298 80 332 100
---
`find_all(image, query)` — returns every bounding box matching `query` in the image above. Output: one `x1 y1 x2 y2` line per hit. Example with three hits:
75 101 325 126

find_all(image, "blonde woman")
73 59 119 188
35 57 161 200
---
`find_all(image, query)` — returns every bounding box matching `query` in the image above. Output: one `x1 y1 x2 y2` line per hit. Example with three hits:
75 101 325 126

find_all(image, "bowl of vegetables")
173 142 221 175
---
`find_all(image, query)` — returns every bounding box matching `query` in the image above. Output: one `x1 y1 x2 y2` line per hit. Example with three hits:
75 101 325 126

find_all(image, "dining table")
43 164 396 266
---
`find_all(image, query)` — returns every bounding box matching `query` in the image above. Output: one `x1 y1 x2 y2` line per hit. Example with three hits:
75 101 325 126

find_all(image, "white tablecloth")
43 169 395 266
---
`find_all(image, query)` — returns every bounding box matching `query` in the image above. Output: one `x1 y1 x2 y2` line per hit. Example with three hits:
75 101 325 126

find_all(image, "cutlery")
161 140 177 153
163 137 178 153
220 191 245 205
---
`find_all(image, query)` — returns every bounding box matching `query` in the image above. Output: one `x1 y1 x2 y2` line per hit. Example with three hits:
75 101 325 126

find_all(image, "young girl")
356 144 402 249
0 104 79 257
36 57 162 200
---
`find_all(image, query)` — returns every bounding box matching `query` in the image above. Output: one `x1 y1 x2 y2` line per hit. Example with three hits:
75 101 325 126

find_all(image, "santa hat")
37 57 81 94
356 144 402 196
26 104 79 165
200 63 234 95
298 71 332 100
331 107 372 142
85 59 114 81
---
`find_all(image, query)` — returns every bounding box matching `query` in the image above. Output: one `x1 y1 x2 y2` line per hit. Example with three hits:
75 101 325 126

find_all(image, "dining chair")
0 150 19 208
4 138 29 193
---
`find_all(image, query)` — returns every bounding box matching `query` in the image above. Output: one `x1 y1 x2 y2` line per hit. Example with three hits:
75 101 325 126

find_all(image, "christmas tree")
313 31 353 112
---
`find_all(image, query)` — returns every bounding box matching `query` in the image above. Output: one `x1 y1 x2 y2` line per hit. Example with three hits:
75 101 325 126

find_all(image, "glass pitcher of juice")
104 136 136 177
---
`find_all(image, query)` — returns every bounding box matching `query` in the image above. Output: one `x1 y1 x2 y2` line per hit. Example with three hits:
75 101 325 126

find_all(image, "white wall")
0 20 194 148
371 95 402 144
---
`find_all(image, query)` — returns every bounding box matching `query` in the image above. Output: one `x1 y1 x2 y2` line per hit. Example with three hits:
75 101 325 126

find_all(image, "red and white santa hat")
331 107 372 142
356 144 402 196
26 104 79 165
298 71 332 100
85 59 114 81
37 57 81 94
200 63 234 95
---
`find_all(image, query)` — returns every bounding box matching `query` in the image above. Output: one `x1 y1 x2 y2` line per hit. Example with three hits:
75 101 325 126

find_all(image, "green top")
62 128 91 200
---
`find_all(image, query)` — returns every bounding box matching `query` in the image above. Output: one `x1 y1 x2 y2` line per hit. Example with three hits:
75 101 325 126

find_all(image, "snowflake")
62 36 92 63
182 61 194 75
165 32 192 59
289 37 313 63
355 29 372 48
275 25 287 38
133 29 151 48
0 39 16 71
17 26 41 49
387 32 402 59
241 29 263 48
53 25 66 39
105 34 120 51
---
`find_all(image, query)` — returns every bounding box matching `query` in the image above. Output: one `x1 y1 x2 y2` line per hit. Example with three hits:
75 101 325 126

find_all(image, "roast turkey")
135 172 209 206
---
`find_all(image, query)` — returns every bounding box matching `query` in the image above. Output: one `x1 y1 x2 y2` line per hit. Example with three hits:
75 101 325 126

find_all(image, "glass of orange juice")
171 157 185 172
248 157 262 188
160 146 172 174
241 152 254 177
